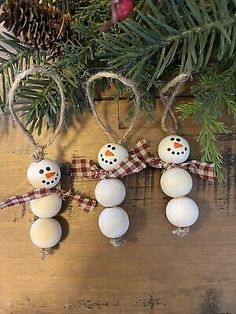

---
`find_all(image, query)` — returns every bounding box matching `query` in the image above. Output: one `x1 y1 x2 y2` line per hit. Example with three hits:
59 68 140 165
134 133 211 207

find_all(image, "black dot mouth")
167 148 188 156
102 158 118 165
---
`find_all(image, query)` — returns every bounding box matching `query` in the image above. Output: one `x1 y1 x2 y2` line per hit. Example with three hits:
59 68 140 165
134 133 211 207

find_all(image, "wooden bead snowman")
8 66 66 254
27 159 62 250
158 135 199 235
86 71 141 245
96 143 129 243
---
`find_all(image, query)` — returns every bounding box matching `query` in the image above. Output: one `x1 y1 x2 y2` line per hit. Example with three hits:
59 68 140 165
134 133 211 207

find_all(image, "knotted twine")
160 73 191 134
8 66 66 162
85 72 141 246
86 71 141 145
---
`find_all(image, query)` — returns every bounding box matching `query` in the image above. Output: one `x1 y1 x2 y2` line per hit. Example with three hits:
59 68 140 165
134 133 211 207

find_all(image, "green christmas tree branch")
177 63 236 180
100 0 236 92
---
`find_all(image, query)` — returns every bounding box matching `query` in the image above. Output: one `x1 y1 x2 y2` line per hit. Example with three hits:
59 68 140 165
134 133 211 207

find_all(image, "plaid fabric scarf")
0 186 96 212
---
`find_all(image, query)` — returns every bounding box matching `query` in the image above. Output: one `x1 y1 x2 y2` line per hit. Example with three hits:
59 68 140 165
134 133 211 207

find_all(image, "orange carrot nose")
46 172 56 178
174 142 183 148
105 150 114 157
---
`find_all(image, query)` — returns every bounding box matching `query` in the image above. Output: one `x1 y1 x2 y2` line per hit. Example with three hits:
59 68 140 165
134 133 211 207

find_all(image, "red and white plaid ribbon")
147 157 216 181
0 186 96 212
71 139 150 180
71 139 216 181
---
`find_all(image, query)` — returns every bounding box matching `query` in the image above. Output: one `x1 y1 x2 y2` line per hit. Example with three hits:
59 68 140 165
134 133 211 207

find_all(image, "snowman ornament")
96 143 129 245
3 66 97 256
158 135 199 236
27 159 62 252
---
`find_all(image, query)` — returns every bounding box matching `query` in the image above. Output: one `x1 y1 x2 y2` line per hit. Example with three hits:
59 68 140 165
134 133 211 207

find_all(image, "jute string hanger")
8 66 66 161
86 71 141 144
160 73 191 134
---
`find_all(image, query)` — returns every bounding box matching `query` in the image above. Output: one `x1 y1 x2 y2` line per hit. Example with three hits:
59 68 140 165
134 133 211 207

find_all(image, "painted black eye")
109 162 113 164
170 137 175 141
105 160 108 163
172 151 175 154
182 151 184 154
39 169 44 174
112 147 116 150
42 180 46 183
46 182 50 185
176 138 181 142
46 166 51 171
107 144 111 148
100 154 103 157
114 159 117 162
177 152 180 155
51 180 54 184
167 148 171 151
185 147 187 151
102 158 104 161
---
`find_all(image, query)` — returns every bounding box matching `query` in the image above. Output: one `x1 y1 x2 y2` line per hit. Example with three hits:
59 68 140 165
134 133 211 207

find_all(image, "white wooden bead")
30 194 62 218
158 135 190 164
30 218 62 248
27 159 61 189
166 197 199 228
95 179 126 207
160 168 193 197
98 207 129 238
98 143 128 171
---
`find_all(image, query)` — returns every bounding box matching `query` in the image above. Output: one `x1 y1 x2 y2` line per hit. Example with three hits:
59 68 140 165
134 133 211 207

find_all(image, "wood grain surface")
0 98 235 314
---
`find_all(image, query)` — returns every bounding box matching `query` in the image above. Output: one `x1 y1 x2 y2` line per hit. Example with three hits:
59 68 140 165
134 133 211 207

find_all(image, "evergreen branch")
101 0 236 92
0 33 32 107
177 64 236 180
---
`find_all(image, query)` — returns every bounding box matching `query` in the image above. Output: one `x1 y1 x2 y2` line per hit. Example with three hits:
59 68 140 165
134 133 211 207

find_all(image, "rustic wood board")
0 99 235 314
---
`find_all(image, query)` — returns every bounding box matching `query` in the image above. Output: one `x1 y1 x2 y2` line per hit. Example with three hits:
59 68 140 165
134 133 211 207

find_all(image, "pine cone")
0 0 76 56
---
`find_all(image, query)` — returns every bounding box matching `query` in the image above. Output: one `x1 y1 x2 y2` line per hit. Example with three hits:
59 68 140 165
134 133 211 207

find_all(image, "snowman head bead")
158 135 190 164
27 159 61 189
98 143 129 171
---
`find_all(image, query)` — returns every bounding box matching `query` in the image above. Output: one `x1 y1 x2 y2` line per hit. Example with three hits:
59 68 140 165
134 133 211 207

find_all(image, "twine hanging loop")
8 66 66 162
160 73 191 133
86 71 141 144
